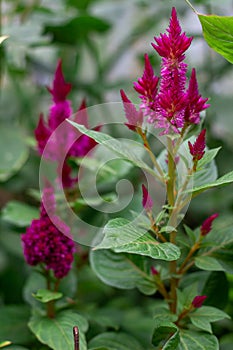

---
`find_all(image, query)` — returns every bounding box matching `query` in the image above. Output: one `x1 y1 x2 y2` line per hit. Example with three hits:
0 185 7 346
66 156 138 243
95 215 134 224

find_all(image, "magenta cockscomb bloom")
200 213 219 236
35 61 99 188
120 89 143 131
188 129 206 165
133 54 159 115
142 184 154 211
128 7 209 135
192 295 207 308
22 187 75 279
185 69 210 125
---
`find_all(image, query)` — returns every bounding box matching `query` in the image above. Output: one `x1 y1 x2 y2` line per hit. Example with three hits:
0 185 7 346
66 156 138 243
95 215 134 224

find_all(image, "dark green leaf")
28 310 88 350
1 201 39 227
152 321 179 349
202 271 229 309
90 249 156 295
44 16 111 45
189 306 230 333
88 332 143 350
0 306 32 345
195 256 224 271
198 14 233 64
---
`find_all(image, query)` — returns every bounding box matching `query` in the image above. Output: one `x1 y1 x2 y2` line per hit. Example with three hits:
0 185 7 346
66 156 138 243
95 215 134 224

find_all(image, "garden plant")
1 1 233 350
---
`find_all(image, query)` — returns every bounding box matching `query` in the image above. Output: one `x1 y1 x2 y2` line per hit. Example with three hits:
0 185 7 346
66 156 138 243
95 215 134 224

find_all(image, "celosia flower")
184 69 210 125
120 89 143 131
129 7 209 135
192 295 207 308
133 54 159 115
200 213 219 236
142 184 154 211
35 61 99 188
188 129 206 166
22 187 75 279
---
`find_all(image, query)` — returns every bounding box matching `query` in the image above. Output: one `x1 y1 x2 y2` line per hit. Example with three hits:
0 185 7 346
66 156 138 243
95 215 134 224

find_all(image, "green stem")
166 137 178 313
184 0 197 13
46 271 55 319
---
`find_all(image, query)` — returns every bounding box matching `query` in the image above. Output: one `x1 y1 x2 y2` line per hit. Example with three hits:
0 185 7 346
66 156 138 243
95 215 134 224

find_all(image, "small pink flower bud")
188 129 206 163
142 184 154 211
200 213 219 236
192 295 207 308
120 89 143 131
151 266 159 276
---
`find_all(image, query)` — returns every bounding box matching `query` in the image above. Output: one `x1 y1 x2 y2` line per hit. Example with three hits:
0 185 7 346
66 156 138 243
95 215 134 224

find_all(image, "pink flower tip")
120 89 143 131
201 213 219 236
188 129 206 163
142 184 154 211
151 266 159 275
192 295 207 308
47 59 72 103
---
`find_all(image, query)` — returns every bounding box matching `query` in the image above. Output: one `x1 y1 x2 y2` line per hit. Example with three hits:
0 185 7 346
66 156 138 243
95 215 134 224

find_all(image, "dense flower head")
142 184 154 211
188 129 206 163
22 187 75 279
192 295 207 308
200 213 219 236
35 61 99 188
127 7 209 135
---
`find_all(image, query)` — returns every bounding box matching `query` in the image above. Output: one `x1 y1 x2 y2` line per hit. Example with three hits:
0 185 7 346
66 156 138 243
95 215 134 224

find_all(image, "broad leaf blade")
90 249 156 295
152 321 179 349
88 332 143 350
198 14 233 64
179 330 219 350
29 310 88 350
2 201 39 227
32 289 63 303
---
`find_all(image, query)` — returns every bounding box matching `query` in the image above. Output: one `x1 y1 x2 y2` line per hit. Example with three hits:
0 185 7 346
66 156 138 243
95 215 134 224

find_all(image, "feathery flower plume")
200 213 219 236
22 186 75 279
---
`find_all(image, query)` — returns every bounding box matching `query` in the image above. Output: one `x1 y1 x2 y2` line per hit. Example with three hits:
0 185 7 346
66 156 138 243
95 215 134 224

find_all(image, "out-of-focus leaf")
198 13 233 63
0 36 9 45
202 271 228 309
43 16 111 45
0 306 32 345
88 332 144 350
0 125 29 182
2 201 39 227
32 289 63 303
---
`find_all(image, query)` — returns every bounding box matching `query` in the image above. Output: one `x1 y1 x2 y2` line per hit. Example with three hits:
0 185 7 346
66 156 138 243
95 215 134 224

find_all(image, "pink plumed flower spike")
133 54 159 114
120 89 143 131
47 59 72 103
192 295 207 308
185 69 210 124
201 213 219 236
188 129 206 170
152 7 192 61
142 184 154 212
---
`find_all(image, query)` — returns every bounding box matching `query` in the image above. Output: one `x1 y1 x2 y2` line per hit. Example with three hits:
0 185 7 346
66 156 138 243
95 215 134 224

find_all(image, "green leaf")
152 321 179 349
198 13 233 64
90 249 156 295
1 347 29 350
197 147 221 170
95 218 180 261
187 170 233 195
88 332 144 350
32 289 63 303
202 271 229 309
28 310 88 350
0 306 32 345
0 125 29 182
195 256 224 271
44 16 111 45
189 306 230 333
0 35 9 45
0 341 11 348
68 122 160 179
1 201 39 227
179 330 219 350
